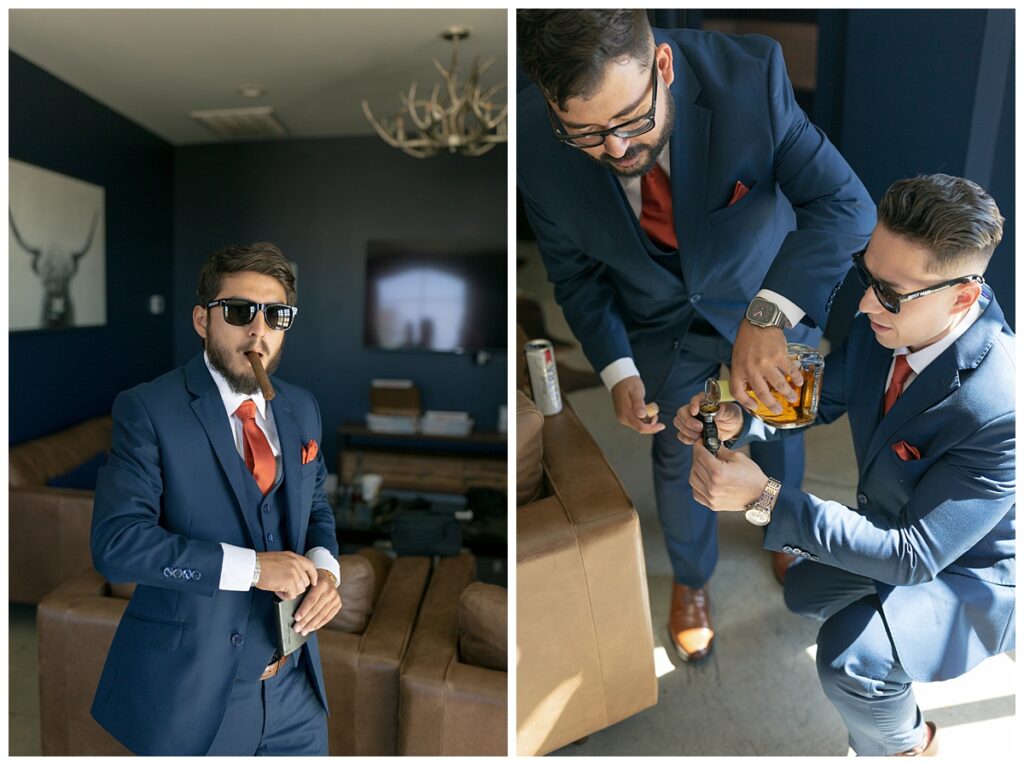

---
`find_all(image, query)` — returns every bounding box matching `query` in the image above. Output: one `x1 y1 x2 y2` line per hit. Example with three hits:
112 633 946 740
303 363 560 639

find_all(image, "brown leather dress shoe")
895 721 938 756
772 551 798 585
668 583 714 662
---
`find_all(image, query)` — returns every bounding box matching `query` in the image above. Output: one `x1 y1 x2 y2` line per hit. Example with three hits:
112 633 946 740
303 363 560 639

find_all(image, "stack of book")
420 410 474 437
366 379 421 434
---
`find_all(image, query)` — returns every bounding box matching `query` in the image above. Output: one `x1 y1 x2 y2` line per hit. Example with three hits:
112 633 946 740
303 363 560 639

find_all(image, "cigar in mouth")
245 351 275 401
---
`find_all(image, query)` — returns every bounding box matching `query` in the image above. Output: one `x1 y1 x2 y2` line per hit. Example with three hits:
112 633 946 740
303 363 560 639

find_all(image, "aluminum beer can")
524 338 563 416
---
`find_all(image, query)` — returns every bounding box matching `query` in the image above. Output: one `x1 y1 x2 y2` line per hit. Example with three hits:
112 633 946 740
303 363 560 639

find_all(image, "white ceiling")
9 8 508 145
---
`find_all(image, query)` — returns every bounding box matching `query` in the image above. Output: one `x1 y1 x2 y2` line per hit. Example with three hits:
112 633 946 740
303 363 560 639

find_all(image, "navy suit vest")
237 460 290 680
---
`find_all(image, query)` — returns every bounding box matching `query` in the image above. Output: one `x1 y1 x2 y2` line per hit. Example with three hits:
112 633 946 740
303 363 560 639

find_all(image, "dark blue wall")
172 139 508 467
8 53 175 444
830 9 1015 326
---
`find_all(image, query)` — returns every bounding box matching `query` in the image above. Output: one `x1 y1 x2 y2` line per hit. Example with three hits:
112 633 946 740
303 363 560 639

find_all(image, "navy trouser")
651 329 805 587
785 560 927 756
206 650 328 756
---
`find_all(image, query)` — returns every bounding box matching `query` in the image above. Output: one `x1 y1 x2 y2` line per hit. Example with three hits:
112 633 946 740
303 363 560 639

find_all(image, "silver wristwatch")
745 477 782 526
745 297 789 329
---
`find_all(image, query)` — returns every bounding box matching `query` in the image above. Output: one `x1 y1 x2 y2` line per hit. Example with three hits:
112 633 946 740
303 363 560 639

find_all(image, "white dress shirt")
883 301 982 392
204 353 340 591
600 145 806 390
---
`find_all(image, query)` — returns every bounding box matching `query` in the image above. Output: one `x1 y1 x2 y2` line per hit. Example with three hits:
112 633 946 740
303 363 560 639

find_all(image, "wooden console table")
337 423 507 494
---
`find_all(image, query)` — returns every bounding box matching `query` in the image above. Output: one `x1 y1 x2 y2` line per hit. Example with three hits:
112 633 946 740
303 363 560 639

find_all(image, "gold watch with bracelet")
318 568 338 588
745 476 782 526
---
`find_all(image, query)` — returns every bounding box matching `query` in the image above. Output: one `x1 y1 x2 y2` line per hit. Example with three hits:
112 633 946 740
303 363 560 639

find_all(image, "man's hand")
254 551 318 600
675 398 744 446
689 439 768 511
293 570 342 637
729 322 803 414
612 375 665 434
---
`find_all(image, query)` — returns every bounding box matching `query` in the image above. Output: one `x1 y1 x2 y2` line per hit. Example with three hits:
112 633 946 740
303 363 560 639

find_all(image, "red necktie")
883 355 913 415
235 400 275 494
640 164 678 250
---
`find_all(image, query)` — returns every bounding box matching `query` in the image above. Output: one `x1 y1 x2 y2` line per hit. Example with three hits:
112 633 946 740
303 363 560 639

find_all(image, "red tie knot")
892 355 913 385
234 399 257 421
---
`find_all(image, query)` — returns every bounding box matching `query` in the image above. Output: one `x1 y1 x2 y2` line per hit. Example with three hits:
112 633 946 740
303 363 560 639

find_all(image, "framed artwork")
8 159 107 330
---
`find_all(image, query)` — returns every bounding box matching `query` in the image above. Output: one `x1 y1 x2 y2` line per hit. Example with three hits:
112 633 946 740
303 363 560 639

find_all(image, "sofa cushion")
45 451 107 491
109 581 137 600
326 554 376 633
458 582 507 671
9 416 112 487
517 391 544 506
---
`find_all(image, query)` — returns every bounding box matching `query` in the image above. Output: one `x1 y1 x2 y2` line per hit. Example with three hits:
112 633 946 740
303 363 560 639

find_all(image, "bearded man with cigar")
90 243 340 755
676 175 1015 755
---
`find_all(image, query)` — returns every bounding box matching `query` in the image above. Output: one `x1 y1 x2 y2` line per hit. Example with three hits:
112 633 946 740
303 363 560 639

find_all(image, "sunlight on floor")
806 644 1017 756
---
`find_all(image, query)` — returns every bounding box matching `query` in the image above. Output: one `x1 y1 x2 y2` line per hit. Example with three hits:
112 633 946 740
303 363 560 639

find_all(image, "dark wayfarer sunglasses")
206 298 298 330
851 250 984 314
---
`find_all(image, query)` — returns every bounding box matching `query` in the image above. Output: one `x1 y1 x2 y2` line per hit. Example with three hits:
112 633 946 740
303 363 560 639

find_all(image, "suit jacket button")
163 567 172 577
691 293 702 304
791 547 802 556
173 568 182 578
810 555 820 562
857 492 868 505
672 339 680 350
801 551 811 559
782 545 793 554
194 571 202 581
231 633 244 646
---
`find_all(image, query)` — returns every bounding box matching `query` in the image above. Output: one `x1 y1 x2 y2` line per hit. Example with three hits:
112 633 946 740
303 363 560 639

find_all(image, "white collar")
203 351 269 420
893 300 983 374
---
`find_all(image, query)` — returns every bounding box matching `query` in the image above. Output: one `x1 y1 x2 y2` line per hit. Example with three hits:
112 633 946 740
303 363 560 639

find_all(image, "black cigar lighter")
699 378 722 455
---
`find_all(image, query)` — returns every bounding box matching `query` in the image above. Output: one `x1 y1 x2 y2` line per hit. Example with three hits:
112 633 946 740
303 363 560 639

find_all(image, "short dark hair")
518 9 654 111
877 174 1003 274
196 242 297 307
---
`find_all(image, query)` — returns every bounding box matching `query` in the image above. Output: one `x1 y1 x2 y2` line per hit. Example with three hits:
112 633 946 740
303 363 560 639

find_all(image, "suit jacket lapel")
861 293 1002 470
662 35 711 286
185 354 263 548
269 389 305 552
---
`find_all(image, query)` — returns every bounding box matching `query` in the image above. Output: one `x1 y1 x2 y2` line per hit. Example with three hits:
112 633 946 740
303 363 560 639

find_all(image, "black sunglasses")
547 56 659 148
851 250 983 314
206 298 298 330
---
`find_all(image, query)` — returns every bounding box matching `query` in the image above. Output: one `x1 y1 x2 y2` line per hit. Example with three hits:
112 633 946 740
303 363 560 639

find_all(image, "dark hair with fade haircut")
877 174 1004 274
196 242 297 307
518 9 654 112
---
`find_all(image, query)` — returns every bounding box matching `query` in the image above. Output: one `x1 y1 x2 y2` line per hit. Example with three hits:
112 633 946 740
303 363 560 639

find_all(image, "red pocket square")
301 439 319 465
892 440 921 461
728 180 750 206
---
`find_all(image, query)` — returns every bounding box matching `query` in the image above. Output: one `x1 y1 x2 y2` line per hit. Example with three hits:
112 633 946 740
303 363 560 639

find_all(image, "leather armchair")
9 416 111 604
398 553 507 755
516 326 658 755
37 550 430 756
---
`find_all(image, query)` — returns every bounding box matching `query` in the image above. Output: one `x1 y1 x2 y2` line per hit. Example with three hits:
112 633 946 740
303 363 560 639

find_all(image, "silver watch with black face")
745 297 789 329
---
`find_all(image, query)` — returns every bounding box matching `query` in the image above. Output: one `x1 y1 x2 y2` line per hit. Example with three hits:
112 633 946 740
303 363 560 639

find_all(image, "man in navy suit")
91 243 341 755
517 10 875 661
678 175 1014 755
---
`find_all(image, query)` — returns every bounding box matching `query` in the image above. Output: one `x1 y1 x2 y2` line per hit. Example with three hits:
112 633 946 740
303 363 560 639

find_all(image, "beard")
596 89 675 178
206 333 284 396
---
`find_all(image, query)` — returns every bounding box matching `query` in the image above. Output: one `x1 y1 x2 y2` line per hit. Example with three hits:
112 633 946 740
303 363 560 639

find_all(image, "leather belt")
260 653 288 681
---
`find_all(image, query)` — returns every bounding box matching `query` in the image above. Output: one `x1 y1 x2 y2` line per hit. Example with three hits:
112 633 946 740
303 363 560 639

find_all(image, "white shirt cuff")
306 547 341 588
219 543 257 591
600 357 640 391
756 289 806 328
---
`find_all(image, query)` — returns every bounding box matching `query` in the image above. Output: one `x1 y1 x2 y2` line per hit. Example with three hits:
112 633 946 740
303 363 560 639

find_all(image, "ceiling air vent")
189 106 287 140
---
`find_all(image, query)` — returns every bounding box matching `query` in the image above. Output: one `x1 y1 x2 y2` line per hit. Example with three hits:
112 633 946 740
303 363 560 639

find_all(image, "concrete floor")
518 240 1016 757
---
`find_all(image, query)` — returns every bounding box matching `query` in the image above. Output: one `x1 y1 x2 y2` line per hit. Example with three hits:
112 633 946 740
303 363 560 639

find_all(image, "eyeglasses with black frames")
851 250 983 314
206 298 298 330
547 56 659 149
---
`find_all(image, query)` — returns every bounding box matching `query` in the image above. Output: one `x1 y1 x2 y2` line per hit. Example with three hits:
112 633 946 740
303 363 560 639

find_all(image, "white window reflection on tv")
374 268 467 350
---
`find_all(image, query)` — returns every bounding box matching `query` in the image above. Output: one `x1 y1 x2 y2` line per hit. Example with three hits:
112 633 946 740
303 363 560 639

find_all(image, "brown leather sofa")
37 550 430 756
9 416 112 604
516 326 658 755
398 553 507 755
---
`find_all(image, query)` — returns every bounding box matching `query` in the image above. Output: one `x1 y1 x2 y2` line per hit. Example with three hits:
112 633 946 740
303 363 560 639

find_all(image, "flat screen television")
364 240 506 353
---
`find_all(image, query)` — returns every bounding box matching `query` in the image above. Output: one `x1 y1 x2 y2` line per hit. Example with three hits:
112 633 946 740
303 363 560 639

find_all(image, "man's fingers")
747 375 782 414
766 367 799 403
731 372 756 410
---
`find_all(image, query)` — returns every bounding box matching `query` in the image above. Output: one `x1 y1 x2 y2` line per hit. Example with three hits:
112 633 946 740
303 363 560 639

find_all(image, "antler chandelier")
362 27 507 158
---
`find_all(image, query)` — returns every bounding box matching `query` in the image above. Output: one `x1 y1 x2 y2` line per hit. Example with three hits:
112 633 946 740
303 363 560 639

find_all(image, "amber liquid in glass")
746 366 820 427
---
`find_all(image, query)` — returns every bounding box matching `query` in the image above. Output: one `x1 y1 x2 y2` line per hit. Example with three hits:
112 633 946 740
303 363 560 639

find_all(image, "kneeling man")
676 174 1014 756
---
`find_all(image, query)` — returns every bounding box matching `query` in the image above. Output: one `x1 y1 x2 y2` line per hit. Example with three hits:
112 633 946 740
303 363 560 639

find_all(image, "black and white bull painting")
9 159 106 331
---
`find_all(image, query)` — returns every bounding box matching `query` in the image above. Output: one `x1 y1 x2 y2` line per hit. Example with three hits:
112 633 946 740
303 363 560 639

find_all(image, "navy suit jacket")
90 353 339 755
518 29 875 395
746 291 1015 681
